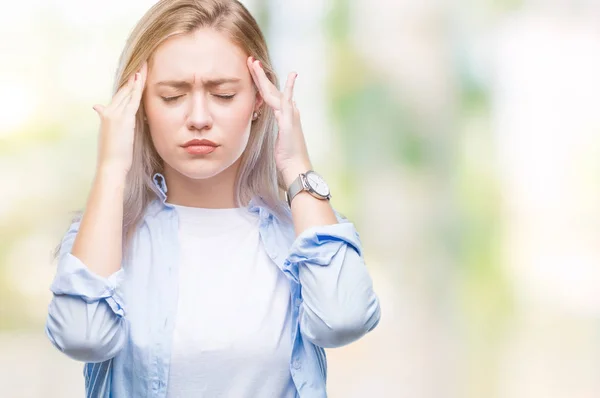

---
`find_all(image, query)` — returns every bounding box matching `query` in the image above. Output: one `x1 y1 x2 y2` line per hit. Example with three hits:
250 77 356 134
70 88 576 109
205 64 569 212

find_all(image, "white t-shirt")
166 203 296 398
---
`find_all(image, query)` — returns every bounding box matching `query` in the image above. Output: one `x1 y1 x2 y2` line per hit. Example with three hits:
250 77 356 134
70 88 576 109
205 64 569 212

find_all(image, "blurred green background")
2 0 600 397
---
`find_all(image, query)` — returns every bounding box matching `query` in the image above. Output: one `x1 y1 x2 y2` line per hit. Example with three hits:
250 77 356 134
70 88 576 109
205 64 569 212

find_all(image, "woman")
45 0 381 397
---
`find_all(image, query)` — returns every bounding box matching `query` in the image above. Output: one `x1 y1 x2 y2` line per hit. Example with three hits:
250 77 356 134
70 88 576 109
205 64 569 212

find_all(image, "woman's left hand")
247 56 312 186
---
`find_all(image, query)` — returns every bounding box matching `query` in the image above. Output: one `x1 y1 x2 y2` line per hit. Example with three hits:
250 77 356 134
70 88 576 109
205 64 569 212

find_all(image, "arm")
285 189 381 348
246 58 381 348
284 163 380 349
45 168 128 362
46 62 147 362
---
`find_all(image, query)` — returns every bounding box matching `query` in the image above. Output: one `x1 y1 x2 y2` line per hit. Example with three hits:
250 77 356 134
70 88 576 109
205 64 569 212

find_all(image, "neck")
162 159 242 209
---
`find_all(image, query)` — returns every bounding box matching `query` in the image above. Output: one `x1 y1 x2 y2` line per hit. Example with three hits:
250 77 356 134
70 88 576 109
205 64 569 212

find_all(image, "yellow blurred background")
2 0 600 397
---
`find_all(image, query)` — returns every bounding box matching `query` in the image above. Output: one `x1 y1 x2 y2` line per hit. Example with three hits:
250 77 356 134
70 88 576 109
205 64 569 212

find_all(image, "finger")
254 60 281 108
283 72 296 102
134 61 148 93
125 72 144 113
250 58 281 109
128 62 149 111
111 78 135 112
247 56 259 89
140 61 148 89
247 57 270 106
111 73 136 108
129 62 148 110
116 74 138 109
92 104 105 117
281 72 297 115
247 57 264 96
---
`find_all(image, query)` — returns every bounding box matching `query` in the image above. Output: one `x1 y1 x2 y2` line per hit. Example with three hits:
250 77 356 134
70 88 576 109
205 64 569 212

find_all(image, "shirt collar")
151 172 272 222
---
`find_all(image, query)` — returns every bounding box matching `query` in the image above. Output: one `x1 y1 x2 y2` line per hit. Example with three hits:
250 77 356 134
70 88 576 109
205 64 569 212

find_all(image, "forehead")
149 28 248 82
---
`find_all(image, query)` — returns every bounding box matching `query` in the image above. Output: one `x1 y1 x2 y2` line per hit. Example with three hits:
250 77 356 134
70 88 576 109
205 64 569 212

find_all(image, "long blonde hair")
60 0 289 257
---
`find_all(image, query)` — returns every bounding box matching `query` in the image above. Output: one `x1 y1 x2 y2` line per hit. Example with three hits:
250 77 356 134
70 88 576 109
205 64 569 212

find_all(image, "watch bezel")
302 170 331 199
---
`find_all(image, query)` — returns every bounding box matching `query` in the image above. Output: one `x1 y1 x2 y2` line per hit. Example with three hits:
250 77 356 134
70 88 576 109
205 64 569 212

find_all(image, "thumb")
92 104 105 116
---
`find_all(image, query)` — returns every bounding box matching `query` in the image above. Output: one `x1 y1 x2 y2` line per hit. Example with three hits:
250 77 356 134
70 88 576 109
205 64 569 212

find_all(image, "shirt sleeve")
286 212 382 348
45 220 127 362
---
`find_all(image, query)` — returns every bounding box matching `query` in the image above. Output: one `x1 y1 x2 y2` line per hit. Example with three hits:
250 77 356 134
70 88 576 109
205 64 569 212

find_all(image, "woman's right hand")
93 62 148 177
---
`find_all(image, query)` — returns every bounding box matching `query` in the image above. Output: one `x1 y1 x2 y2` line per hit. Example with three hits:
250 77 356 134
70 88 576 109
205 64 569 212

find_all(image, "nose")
186 93 213 132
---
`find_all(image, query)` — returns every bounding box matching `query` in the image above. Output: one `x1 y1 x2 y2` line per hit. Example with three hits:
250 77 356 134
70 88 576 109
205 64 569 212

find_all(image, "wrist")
281 161 312 188
96 162 129 184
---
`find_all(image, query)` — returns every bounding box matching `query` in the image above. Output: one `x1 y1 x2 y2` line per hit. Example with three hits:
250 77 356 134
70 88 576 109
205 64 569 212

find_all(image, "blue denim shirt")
46 173 381 397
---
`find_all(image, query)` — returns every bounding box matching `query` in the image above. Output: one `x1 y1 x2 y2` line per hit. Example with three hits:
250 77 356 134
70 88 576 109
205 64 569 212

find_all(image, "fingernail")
257 61 262 68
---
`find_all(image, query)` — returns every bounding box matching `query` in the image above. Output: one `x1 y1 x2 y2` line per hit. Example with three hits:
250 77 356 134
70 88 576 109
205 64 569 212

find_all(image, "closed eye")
161 94 235 102
161 95 183 103
213 94 235 100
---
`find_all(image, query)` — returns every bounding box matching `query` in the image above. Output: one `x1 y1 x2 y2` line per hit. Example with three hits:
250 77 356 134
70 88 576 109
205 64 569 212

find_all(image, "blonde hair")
59 0 290 257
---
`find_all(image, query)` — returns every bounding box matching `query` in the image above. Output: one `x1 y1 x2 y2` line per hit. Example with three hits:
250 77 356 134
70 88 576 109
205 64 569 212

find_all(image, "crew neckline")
168 202 248 212
168 202 256 228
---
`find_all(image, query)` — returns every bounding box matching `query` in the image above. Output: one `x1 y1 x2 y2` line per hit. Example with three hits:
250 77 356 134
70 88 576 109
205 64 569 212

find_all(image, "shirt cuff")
50 252 126 317
286 222 363 267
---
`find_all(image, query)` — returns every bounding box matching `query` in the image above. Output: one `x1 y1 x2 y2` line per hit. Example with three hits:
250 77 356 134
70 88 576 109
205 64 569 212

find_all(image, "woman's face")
143 28 261 180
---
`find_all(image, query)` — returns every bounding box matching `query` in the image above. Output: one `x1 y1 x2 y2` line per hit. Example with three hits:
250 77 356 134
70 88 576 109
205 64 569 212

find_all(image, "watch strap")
286 174 305 207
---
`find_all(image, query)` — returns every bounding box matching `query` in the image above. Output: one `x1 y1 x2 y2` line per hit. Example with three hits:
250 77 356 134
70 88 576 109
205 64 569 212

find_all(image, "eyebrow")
155 77 241 89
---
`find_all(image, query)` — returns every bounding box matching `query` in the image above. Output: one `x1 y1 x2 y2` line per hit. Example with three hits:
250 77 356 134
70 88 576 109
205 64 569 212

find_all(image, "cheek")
144 101 176 158
215 95 254 132
145 98 178 143
146 97 176 124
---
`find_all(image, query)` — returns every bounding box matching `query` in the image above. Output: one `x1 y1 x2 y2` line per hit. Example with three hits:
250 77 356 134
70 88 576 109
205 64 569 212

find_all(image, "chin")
169 157 239 180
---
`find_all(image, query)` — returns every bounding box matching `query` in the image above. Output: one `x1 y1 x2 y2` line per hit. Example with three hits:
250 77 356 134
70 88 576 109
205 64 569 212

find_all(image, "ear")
254 90 264 113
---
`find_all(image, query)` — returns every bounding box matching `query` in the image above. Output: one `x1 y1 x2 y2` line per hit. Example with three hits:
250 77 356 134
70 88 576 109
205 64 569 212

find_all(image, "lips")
181 139 218 155
182 139 218 148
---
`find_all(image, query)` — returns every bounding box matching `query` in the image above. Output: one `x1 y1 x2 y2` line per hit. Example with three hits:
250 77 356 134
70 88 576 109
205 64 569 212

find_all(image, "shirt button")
293 359 301 369
295 298 302 308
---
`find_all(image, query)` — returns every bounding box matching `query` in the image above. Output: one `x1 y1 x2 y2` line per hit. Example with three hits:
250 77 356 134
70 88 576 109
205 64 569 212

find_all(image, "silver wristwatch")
285 170 331 207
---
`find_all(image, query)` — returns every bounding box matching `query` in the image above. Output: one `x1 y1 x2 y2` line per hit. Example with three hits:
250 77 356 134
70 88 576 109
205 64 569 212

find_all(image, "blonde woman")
45 0 381 396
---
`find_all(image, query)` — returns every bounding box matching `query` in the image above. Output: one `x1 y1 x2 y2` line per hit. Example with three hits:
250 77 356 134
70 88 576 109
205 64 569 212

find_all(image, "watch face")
306 172 330 197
